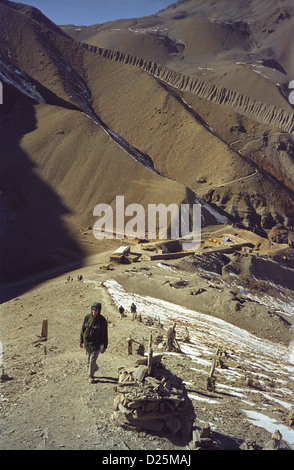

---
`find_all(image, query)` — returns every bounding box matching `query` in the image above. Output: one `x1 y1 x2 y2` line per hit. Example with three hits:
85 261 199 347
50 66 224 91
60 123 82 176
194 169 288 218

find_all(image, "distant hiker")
79 302 108 383
67 275 71 282
119 305 125 319
131 302 137 320
77 274 83 281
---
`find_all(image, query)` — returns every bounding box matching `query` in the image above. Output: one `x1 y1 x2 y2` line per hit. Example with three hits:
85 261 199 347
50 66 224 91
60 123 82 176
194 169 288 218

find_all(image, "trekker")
79 302 108 383
166 322 176 351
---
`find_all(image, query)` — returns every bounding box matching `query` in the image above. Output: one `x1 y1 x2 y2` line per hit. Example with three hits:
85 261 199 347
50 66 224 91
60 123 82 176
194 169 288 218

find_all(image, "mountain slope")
62 0 294 234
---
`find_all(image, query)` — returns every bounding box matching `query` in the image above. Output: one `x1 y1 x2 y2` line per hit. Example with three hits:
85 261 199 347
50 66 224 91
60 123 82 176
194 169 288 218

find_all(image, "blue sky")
13 0 174 25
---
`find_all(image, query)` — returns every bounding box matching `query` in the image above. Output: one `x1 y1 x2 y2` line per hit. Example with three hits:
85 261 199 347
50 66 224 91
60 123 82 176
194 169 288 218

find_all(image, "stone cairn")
111 335 195 440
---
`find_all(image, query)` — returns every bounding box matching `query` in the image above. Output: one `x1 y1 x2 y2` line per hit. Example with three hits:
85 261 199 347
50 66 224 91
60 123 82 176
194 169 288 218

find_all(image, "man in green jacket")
79 302 108 383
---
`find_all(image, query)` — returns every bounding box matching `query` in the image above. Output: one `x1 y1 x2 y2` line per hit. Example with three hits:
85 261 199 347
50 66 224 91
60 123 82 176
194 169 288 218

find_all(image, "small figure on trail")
79 302 108 383
130 302 137 321
119 305 125 319
77 274 83 281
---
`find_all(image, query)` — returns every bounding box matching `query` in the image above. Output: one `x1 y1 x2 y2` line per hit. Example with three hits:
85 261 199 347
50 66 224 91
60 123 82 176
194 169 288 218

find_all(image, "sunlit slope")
1 0 294 281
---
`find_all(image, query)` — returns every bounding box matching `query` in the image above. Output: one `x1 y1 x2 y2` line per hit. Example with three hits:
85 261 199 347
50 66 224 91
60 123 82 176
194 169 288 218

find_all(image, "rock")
111 411 134 430
1 368 13 382
189 423 217 450
190 288 206 296
169 280 189 289
144 376 161 388
260 211 275 230
135 357 148 365
138 419 165 433
118 403 131 415
268 226 289 244
135 354 163 366
200 423 211 439
288 232 294 247
206 376 216 392
196 177 207 183
245 377 265 391
240 440 261 450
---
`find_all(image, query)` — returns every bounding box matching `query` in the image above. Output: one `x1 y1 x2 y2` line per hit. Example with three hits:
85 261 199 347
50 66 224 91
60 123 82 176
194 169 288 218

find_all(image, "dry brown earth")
1 230 294 450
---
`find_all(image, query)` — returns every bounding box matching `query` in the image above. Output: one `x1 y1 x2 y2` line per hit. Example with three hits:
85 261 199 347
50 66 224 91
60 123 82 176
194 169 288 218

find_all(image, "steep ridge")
1 1 294 451
78 42 294 135
0 0 232 215
0 3 162 175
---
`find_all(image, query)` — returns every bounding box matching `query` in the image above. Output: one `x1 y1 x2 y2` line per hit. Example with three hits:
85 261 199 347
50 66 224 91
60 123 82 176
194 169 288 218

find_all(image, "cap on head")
91 302 101 311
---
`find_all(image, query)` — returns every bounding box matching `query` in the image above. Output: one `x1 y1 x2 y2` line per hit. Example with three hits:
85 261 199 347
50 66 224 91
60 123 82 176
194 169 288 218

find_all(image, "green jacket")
80 312 108 352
